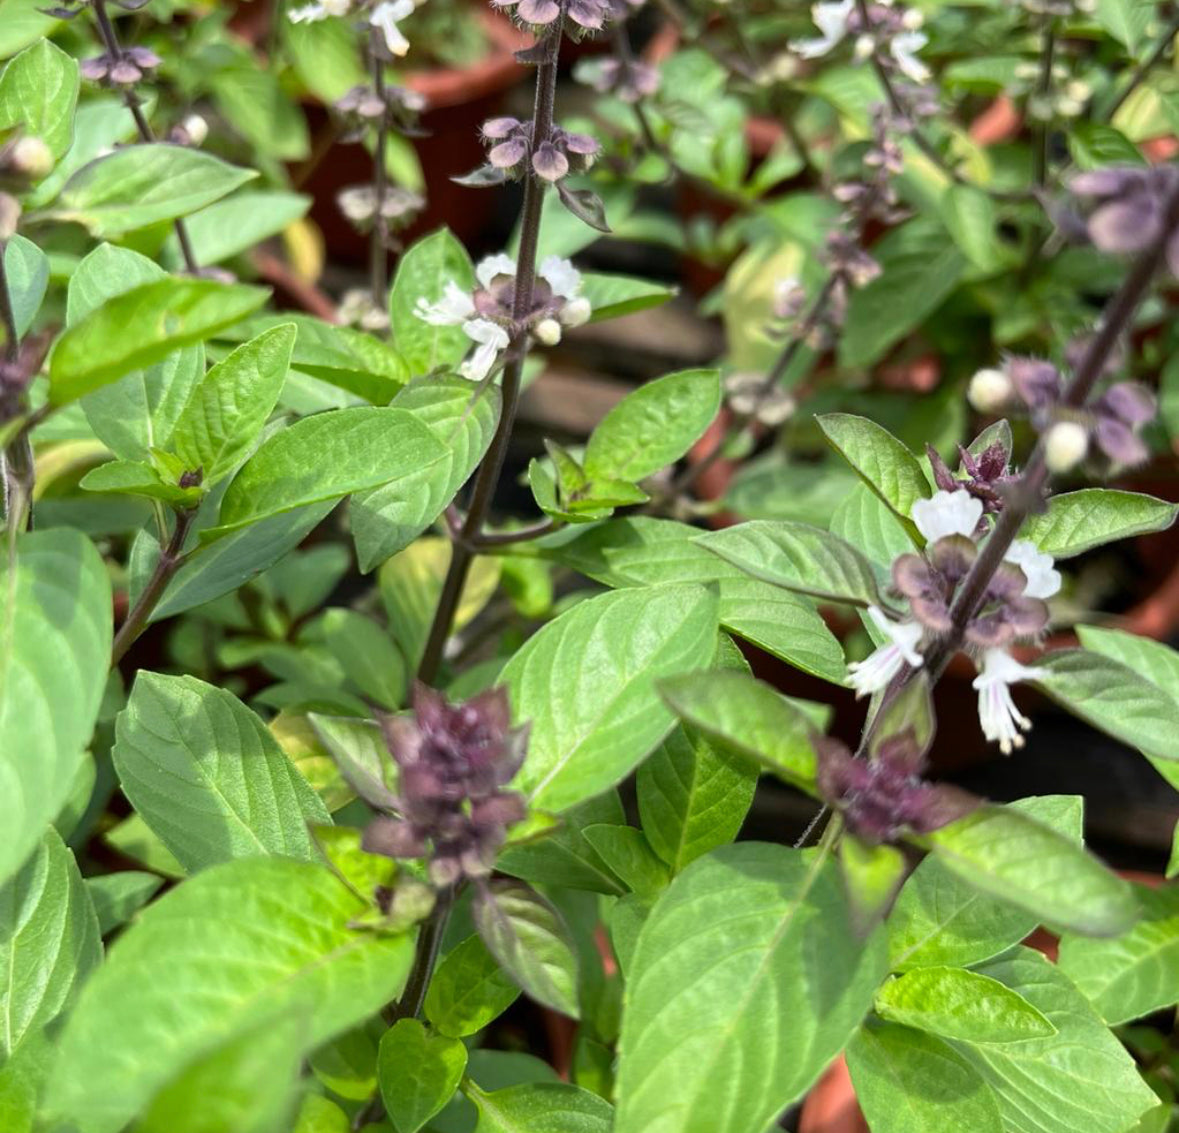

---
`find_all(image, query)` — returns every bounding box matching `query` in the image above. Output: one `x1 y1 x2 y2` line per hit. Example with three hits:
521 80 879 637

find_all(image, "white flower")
370 0 415 57
973 648 1039 753
792 0 854 58
967 367 1013 414
559 296 592 328
534 318 562 346
911 490 983 544
1004 540 1061 600
414 281 476 326
459 319 510 382
1044 420 1089 473
539 255 582 299
890 30 930 82
289 0 351 24
847 606 925 697
476 253 517 290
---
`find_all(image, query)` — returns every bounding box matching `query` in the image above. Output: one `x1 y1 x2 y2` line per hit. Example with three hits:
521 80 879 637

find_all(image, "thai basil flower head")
1066 165 1179 276
792 0 930 84
414 253 592 379
482 117 600 183
363 684 529 887
927 442 1017 516
849 490 1057 751
337 184 424 234
80 45 161 86
575 56 660 103
289 0 417 59
817 730 977 844
335 83 426 141
493 0 611 33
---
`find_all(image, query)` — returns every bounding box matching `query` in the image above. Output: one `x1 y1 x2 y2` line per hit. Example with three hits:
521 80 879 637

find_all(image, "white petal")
891 31 930 83
539 255 582 299
972 648 1035 753
1004 540 1061 600
972 646 1040 689
289 2 329 23
414 281 475 326
911 489 983 544
865 605 925 668
371 2 411 56
812 0 854 41
476 254 517 290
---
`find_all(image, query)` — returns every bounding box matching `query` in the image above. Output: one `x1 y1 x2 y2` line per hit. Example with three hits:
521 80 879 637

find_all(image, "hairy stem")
921 182 1179 683
368 30 390 311
416 20 563 685
91 0 199 275
111 509 195 666
1032 17 1056 189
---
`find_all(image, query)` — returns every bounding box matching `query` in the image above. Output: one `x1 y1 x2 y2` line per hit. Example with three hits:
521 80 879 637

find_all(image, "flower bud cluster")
816 731 976 844
80 45 161 86
575 56 660 103
493 0 612 34
0 136 53 189
336 183 425 237
362 685 529 888
967 354 1157 473
1012 60 1091 121
335 83 426 142
482 118 600 183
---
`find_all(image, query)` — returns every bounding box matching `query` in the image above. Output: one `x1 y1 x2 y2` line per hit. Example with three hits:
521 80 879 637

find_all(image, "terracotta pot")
799 871 1164 1132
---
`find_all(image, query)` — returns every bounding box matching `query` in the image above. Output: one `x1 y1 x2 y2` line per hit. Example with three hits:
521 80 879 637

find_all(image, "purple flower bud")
532 141 569 182
1094 416 1149 468
482 117 524 140
1006 357 1061 412
489 138 529 169
512 0 562 23
1088 197 1162 256
1099 381 1156 427
566 0 609 27
561 131 599 156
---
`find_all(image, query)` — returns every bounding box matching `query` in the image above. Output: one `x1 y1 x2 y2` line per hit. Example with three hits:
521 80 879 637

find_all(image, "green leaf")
43 143 256 236
940 183 1004 271
1094 0 1154 54
501 583 719 813
79 459 201 506
65 244 207 464
839 836 908 929
875 966 1055 1043
847 1022 1003 1133
1058 883 1179 1024
468 1082 613 1133
923 802 1138 936
637 724 758 874
172 323 295 486
948 949 1158 1133
818 413 931 532
831 483 916 571
145 501 336 621
696 520 884 607
351 376 501 572
614 844 887 1133
390 228 475 376
4 235 49 339
112 672 331 873
50 277 267 406
1077 625 1179 695
1031 649 1179 765
1019 489 1178 558
378 1019 467 1133
84 871 163 935
583 368 720 484
46 858 415 1133
425 933 521 1039
209 405 448 538
840 217 966 369
0 530 111 886
581 825 669 896
162 190 311 269
135 1013 305 1133
209 64 309 161
496 793 627 896
580 273 676 323
320 608 406 710
1068 122 1147 169
658 670 817 789
0 829 101 1060
540 517 846 683
474 880 580 1018
0 38 78 158
309 1027 377 1102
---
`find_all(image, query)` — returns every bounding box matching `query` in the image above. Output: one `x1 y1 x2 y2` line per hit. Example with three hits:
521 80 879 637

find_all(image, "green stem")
416 19 563 686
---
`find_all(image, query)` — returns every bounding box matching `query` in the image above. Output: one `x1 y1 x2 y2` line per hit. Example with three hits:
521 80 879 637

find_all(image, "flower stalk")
90 0 200 275
367 27 391 310
417 14 564 685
